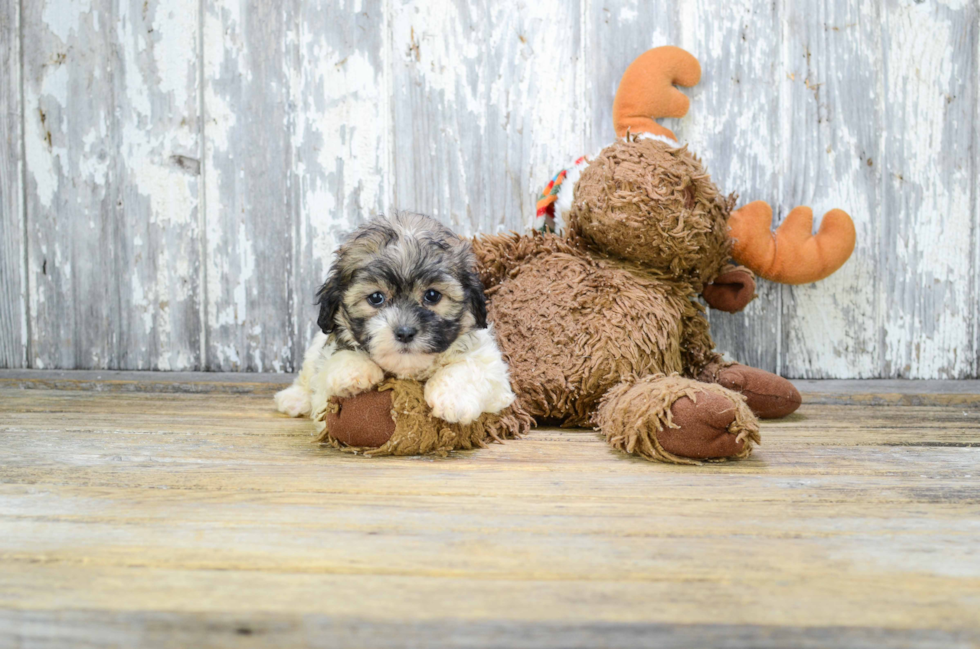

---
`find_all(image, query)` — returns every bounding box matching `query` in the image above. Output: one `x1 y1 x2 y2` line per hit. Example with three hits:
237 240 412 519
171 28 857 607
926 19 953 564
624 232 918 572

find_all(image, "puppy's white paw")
324 359 385 397
484 385 516 413
275 385 311 417
425 382 484 425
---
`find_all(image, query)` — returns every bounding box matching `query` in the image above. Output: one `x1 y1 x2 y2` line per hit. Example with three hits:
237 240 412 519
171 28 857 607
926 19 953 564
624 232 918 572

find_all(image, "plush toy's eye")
423 289 442 305
366 292 386 307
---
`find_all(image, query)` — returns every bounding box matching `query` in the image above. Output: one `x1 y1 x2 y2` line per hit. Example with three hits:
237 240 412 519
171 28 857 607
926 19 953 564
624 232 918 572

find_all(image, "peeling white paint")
24 53 70 210
775 0 884 378
16 0 203 370
878 0 977 378
6 0 979 377
41 0 92 43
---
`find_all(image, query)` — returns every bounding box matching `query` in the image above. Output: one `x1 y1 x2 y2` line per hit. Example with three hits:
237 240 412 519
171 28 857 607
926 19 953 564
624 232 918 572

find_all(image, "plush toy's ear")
612 46 701 141
316 269 346 334
462 269 488 329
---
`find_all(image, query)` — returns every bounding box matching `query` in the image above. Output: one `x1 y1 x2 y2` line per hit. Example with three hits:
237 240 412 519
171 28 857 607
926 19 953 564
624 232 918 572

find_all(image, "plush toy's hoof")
713 364 801 419
659 392 748 459
596 374 760 465
326 390 396 448
315 379 531 457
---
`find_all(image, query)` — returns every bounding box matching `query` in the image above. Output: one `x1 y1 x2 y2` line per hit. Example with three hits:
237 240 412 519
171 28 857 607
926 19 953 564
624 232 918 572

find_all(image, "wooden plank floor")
1 373 979 648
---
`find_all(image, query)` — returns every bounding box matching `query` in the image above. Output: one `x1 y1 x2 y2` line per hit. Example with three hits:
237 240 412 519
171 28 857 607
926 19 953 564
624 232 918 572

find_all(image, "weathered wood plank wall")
1 0 978 378
0 0 26 368
19 0 203 371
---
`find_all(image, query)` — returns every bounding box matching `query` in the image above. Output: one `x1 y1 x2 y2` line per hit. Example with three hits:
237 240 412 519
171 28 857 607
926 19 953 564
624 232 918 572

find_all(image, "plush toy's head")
568 136 734 289
539 45 857 295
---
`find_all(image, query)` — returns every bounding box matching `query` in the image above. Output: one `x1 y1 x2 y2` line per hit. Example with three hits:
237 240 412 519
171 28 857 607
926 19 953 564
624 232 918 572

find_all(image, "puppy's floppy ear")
316 268 346 334
462 269 488 329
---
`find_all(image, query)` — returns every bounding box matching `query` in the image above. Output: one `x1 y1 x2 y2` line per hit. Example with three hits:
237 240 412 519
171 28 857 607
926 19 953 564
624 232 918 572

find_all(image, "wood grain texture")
203 0 389 373
21 0 203 371
285 0 388 369
0 368 291 394
6 369 980 404
678 0 782 373
0 0 26 368
483 0 584 232
587 0 680 149
2 611 977 649
779 0 883 378
202 0 292 371
0 378 978 647
880 0 978 378
389 0 487 232
389 0 582 236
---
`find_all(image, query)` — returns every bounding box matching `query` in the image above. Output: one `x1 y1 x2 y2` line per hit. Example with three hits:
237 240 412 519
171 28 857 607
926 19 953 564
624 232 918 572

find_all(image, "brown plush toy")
317 46 855 464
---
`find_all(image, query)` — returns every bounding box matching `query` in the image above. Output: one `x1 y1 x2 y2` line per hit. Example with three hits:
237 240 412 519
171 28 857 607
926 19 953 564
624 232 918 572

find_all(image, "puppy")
275 212 515 428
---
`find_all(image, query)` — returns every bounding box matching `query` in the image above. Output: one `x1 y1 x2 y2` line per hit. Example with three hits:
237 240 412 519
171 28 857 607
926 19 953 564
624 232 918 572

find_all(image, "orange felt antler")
612 46 701 140
728 201 856 285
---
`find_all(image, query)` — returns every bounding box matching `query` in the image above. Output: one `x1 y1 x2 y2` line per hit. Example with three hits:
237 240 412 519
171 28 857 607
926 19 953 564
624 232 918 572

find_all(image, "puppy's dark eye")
423 289 442 305
366 292 386 307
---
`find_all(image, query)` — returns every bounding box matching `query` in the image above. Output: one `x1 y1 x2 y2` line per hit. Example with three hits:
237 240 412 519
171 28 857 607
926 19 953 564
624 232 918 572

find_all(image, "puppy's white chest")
378 353 441 380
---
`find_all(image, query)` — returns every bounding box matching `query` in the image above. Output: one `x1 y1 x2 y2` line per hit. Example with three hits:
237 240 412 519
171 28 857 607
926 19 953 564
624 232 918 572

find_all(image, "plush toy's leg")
698 361 801 419
595 374 760 465
315 379 531 457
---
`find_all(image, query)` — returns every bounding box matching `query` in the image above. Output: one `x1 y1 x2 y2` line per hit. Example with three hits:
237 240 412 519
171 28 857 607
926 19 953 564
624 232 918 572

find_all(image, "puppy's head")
315 213 487 376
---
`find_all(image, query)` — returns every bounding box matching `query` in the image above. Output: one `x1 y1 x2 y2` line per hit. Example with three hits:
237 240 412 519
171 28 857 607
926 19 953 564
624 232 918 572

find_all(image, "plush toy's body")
477 235 763 463
471 136 797 463
308 47 856 464
479 234 711 425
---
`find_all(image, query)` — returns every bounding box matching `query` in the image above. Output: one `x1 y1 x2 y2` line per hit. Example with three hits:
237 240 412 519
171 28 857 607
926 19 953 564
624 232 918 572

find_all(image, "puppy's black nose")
395 326 417 343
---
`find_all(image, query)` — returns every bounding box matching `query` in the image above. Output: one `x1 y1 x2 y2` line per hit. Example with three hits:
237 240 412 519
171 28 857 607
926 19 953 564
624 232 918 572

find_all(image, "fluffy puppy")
275 212 515 428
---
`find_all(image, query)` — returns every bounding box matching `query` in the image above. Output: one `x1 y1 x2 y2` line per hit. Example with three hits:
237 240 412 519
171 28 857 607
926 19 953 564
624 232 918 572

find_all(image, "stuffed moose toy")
311 46 856 464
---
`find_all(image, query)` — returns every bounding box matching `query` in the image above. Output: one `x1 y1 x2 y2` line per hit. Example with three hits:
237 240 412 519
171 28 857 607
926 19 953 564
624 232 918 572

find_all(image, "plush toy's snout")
702 266 756 313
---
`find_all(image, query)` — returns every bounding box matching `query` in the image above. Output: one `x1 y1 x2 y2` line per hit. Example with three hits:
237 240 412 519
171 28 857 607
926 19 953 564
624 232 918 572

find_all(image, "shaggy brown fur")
480 233 718 425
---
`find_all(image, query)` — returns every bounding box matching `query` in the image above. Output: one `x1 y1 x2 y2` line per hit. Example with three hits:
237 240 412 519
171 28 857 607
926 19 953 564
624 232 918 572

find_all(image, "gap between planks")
1 370 979 405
